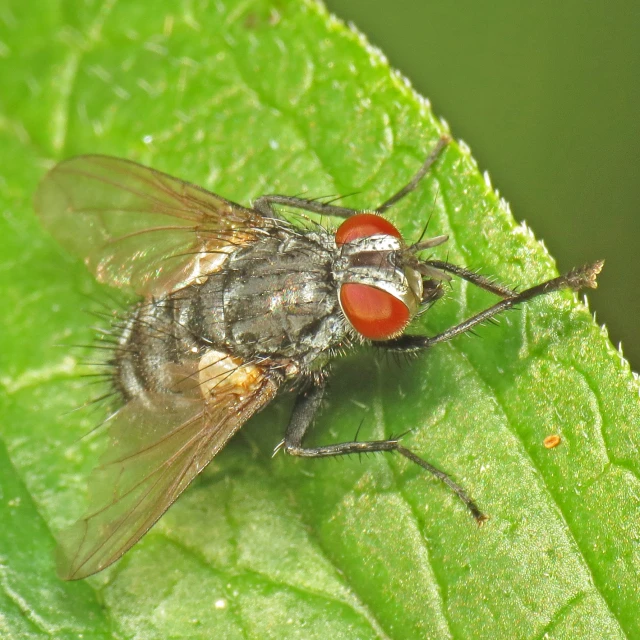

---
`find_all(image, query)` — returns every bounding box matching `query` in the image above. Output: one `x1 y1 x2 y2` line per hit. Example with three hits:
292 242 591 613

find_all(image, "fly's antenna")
414 184 441 246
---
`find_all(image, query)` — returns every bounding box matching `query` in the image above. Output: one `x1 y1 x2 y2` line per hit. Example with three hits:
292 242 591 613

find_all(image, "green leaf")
1 0 639 638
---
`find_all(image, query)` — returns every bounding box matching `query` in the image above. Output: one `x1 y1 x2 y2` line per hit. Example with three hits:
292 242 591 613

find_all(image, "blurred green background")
325 0 640 369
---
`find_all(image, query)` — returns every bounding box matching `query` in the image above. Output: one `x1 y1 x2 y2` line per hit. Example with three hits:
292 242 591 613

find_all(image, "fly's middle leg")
253 135 451 220
278 380 487 523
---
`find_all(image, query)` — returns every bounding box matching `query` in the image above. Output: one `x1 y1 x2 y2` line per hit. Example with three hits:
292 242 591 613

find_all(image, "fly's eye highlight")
335 213 402 245
340 282 410 340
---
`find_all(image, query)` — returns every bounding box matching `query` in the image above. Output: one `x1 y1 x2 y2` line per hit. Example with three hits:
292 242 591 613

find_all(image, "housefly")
35 135 602 579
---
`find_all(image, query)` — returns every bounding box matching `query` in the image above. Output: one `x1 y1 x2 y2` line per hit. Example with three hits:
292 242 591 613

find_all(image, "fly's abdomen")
113 288 217 402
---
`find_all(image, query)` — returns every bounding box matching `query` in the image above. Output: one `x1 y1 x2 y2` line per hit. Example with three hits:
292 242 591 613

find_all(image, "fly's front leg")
382 261 604 353
425 260 518 298
253 135 451 220
280 380 487 523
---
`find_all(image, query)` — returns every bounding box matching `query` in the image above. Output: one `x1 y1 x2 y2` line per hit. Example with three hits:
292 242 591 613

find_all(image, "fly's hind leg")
278 380 487 523
253 135 451 220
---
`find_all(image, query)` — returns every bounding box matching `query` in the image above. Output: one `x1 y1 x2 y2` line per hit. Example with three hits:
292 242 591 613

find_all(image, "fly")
34 135 603 579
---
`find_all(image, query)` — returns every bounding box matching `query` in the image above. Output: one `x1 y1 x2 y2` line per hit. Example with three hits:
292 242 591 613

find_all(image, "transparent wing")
57 371 278 580
34 155 268 296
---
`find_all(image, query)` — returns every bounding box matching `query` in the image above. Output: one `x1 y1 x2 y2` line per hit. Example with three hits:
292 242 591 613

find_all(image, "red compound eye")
335 213 401 245
340 283 410 340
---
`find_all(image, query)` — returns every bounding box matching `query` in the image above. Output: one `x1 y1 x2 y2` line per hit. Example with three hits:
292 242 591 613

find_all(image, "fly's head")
333 213 449 341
